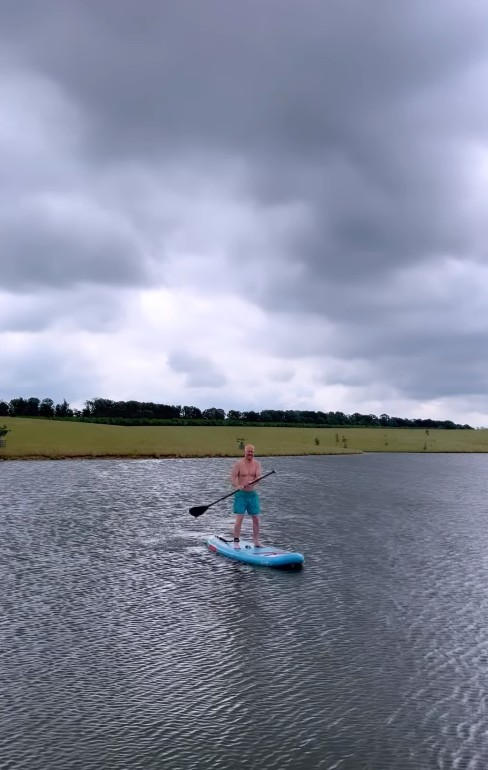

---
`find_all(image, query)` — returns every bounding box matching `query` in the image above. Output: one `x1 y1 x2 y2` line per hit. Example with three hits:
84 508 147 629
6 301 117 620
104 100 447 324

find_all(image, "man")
230 444 263 547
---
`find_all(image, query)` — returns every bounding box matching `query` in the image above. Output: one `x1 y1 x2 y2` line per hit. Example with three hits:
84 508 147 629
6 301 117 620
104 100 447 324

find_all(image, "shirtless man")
230 444 263 547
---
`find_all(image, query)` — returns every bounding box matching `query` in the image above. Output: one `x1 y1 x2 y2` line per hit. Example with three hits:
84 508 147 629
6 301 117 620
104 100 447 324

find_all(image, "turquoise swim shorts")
233 490 261 516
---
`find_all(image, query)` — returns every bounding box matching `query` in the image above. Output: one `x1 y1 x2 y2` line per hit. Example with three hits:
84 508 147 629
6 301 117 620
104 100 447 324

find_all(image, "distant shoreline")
1 418 487 458
0 451 363 461
3 450 488 461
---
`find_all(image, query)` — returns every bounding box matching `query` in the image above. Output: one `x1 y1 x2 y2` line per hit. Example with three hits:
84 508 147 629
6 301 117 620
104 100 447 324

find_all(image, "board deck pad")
207 535 304 570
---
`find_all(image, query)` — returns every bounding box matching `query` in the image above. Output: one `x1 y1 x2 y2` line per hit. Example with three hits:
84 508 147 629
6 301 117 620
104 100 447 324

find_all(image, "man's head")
244 444 255 460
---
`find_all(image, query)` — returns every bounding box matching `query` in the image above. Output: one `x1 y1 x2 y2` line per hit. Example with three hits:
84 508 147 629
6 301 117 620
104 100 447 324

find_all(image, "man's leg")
233 514 244 541
252 515 262 547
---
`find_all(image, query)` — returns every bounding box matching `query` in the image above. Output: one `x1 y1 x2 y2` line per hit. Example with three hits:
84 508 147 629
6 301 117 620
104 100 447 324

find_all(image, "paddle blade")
189 505 209 517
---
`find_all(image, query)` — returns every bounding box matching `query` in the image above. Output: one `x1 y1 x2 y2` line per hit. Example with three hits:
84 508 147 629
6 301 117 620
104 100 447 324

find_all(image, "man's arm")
230 460 241 489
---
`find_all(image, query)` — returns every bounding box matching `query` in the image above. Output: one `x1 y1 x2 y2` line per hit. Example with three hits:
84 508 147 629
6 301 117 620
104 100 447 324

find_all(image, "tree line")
0 396 473 429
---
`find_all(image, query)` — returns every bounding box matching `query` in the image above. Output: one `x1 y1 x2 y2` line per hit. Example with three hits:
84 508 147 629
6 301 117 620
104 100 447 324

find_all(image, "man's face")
245 447 254 460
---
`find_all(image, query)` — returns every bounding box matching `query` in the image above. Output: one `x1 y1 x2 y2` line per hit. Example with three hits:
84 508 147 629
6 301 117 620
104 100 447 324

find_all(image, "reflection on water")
2 453 488 769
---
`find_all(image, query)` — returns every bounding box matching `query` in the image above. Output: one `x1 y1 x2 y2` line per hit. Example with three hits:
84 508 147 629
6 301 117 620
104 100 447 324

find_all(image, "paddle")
189 469 276 517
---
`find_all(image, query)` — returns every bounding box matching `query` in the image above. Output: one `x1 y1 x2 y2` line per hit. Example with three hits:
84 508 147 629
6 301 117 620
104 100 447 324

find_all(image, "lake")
2 453 488 769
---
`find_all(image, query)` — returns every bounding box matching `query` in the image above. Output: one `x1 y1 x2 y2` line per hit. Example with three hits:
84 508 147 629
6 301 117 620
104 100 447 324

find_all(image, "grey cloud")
0 193 152 292
1 344 93 403
0 288 132 333
380 350 488 400
168 351 226 388
1 0 488 413
318 328 488 401
4 1 487 153
268 367 296 384
3 0 487 288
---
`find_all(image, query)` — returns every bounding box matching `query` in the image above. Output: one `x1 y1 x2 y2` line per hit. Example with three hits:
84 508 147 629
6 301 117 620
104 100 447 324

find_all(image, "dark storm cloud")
2 0 488 413
4 0 487 153
320 334 488 401
168 351 226 389
2 0 487 285
1 213 148 292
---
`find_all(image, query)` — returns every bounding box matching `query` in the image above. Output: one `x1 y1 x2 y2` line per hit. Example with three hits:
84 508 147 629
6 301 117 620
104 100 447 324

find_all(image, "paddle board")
207 535 304 570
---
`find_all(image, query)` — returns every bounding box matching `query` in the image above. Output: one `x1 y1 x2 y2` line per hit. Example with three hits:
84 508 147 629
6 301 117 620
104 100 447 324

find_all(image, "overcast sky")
2 1 488 425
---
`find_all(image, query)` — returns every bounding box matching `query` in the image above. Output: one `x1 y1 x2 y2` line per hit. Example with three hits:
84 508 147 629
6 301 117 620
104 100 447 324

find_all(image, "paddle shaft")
204 469 275 507
189 469 276 516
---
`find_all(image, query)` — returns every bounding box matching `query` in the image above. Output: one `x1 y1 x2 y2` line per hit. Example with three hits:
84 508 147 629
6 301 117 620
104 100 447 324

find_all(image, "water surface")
2 453 488 769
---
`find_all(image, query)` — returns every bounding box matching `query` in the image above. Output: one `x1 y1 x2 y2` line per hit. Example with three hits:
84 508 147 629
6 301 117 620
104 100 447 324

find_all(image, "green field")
1 418 488 459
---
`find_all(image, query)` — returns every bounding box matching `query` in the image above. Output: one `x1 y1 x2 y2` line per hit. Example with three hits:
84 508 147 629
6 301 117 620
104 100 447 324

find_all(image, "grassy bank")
0 418 487 459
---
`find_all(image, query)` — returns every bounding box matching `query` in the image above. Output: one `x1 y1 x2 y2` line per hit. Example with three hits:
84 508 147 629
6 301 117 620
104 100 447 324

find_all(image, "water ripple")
3 455 488 768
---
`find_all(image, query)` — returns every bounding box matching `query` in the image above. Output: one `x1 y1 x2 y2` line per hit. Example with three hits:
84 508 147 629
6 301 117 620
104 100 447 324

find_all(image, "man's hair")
244 444 255 452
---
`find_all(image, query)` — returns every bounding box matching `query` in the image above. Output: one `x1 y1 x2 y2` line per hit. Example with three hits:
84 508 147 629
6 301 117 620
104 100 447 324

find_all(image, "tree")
350 412 364 425
89 398 115 417
55 399 73 418
39 398 55 418
139 402 155 419
181 405 202 419
259 410 285 423
331 411 348 425
300 410 320 424
25 397 40 417
9 397 28 416
284 410 300 423
125 401 141 418
153 403 181 419
360 414 380 427
0 401 9 417
112 401 128 418
242 411 260 422
202 407 225 421
0 424 10 438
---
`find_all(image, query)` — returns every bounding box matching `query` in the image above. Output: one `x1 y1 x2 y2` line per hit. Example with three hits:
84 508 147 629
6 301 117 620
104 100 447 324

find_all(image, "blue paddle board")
207 535 304 570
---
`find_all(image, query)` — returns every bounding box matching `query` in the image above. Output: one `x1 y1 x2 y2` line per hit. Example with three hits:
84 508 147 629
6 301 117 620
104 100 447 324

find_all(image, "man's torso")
234 458 262 488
